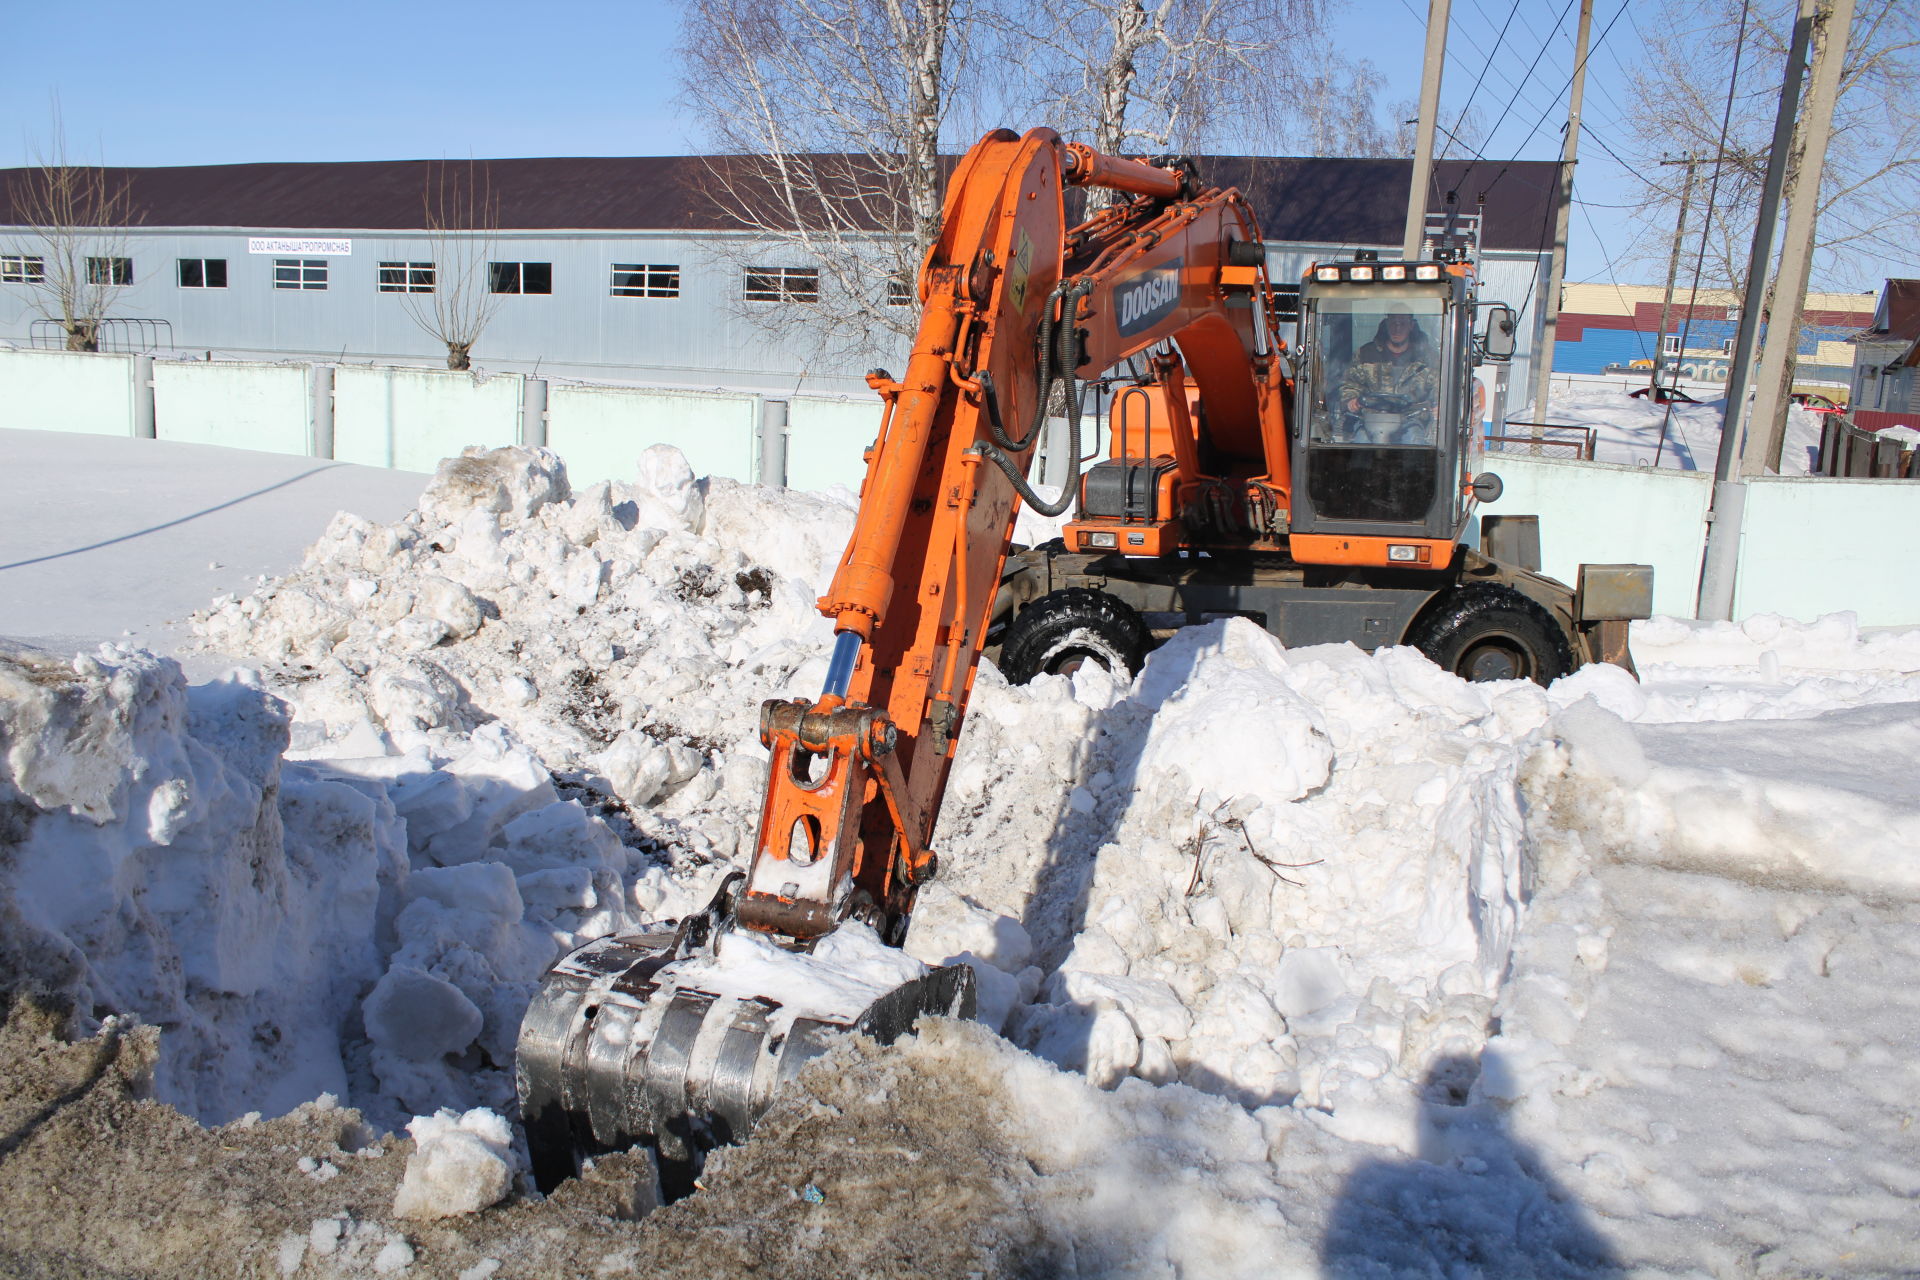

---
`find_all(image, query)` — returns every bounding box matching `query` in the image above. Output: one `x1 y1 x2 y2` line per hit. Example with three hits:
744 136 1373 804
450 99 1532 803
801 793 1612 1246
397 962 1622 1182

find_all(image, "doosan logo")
1115 259 1182 335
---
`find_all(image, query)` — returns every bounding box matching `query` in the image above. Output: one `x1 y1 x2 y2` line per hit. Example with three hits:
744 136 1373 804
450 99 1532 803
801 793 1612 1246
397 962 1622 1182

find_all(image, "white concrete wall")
333 366 522 472
1735 478 1920 627
7 347 1915 626
1480 454 1714 618
786 397 878 493
152 361 310 455
546 385 756 488
0 349 136 436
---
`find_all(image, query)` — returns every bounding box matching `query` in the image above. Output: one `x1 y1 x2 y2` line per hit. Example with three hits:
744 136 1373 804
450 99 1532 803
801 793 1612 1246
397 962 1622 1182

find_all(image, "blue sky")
0 0 1867 290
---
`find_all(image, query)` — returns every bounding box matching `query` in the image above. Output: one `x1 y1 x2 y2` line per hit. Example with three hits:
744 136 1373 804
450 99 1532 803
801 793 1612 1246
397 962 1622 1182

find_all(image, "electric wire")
1447 0 1527 149
1657 0 1756 468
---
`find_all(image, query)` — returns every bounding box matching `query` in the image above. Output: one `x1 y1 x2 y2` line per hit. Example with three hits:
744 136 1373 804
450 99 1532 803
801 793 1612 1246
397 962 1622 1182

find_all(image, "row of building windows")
4 254 135 285
1 253 844 303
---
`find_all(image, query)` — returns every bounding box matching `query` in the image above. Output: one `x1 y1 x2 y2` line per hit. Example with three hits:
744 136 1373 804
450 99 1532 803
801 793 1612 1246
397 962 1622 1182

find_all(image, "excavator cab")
1290 259 1480 560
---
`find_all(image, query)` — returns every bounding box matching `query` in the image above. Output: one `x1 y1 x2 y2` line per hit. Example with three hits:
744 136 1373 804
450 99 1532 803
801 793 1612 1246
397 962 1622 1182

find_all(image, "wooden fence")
1817 417 1918 478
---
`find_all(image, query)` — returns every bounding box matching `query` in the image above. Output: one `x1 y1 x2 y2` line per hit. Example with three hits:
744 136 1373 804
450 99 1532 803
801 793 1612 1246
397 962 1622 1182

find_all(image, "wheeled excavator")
515 128 1652 1198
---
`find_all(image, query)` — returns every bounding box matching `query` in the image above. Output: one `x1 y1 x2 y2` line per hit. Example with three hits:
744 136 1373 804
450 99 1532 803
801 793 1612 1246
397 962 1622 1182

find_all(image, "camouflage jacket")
1339 339 1439 408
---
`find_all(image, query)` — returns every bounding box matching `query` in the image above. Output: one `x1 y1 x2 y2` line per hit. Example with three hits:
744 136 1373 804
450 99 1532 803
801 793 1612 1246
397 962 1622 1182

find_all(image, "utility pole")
1652 154 1699 395
1749 0 1855 475
1697 0 1818 621
1402 0 1452 261
1528 0 1595 422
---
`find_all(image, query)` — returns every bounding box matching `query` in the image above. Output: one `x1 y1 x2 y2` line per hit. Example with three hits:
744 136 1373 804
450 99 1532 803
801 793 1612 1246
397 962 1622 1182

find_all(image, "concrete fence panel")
333 366 523 473
1479 454 1715 618
546 385 756 488
1735 478 1920 627
785 396 880 494
0 349 137 436
153 361 310 455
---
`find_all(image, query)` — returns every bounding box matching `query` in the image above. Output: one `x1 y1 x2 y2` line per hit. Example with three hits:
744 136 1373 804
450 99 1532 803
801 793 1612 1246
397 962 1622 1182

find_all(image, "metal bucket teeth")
516 928 976 1197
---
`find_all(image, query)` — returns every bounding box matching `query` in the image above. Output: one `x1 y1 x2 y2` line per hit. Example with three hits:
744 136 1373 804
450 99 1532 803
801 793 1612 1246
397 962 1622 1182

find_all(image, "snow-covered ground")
2 433 1918 1276
0 429 428 661
1529 388 1827 473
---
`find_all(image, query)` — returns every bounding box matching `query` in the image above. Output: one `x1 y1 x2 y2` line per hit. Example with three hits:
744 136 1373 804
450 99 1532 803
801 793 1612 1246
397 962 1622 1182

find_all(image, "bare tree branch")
7 113 139 352
986 0 1398 174
1619 0 1919 295
676 0 969 368
398 161 502 371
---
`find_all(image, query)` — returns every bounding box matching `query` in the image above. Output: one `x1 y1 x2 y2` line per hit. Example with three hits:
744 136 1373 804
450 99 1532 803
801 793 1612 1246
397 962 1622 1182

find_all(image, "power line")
1447 0 1527 148
1449 0 1631 230
1576 199 1658 362
1445 0 1577 200
1500 1 1635 162
1658 0 1756 467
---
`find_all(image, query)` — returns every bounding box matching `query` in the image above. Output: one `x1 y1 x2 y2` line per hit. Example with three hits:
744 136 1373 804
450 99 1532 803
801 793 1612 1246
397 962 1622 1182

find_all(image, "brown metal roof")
1855 279 1920 358
1196 156 1563 254
0 154 1562 252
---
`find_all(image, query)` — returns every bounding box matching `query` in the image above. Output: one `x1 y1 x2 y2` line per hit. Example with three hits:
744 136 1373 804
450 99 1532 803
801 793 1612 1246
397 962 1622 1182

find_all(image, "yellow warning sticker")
1007 226 1035 315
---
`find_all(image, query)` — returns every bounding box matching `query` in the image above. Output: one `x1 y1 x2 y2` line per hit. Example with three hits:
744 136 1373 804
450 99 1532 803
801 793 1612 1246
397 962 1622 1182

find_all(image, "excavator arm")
516 128 1283 1199
742 129 1285 947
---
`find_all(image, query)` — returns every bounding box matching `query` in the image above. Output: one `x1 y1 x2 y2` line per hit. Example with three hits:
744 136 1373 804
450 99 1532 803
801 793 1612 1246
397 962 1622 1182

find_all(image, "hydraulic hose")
969 280 1091 518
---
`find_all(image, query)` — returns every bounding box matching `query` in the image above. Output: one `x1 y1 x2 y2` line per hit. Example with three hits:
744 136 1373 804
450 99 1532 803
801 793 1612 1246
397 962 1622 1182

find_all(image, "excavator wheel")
1405 584 1574 686
998 588 1147 684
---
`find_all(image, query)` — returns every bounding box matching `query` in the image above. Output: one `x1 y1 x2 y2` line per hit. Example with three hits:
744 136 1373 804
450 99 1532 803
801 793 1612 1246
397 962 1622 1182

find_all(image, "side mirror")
1481 305 1517 361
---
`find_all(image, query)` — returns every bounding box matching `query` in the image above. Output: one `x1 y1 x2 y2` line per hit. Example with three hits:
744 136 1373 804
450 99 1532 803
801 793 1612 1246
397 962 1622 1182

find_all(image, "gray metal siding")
0 226 1547 400
0 226 908 395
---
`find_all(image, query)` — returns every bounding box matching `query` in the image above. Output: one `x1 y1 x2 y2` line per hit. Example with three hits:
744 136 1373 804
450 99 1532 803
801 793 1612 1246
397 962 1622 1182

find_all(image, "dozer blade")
516 894 975 1199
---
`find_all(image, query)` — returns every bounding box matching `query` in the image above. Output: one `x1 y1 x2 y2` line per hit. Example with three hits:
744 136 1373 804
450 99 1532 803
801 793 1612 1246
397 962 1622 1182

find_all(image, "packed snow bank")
0 646 391 1119
5 440 1920 1274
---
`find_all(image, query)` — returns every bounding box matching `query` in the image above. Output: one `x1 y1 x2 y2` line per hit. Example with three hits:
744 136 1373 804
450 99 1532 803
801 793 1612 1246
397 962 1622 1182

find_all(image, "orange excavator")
516 128 1649 1199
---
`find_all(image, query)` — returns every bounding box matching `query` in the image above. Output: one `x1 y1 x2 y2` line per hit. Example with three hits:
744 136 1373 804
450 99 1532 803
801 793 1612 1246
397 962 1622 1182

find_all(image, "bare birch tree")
6 123 139 352
1619 0 1919 295
985 0 1394 190
677 0 970 366
397 161 502 371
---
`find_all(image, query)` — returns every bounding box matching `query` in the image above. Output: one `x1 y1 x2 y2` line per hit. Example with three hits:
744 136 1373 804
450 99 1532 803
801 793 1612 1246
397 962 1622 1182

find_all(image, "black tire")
999 588 1147 685
1405 585 1575 686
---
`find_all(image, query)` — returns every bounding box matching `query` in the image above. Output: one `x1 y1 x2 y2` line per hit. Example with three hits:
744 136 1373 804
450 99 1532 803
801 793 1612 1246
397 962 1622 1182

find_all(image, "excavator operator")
1339 304 1439 444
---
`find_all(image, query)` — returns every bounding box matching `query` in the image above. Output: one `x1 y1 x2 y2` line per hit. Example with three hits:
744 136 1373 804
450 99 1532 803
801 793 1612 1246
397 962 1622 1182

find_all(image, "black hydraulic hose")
969 281 1090 517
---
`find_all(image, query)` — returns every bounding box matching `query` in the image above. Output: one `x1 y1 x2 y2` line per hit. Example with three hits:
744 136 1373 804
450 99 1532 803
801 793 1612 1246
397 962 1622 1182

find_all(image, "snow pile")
659 920 932 1035
391 1107 517 1219
931 622 1543 1149
0 647 394 1119
6 438 1920 1273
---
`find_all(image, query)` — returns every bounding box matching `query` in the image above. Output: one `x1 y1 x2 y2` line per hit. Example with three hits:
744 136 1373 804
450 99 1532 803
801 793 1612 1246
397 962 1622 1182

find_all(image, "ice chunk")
407 862 524 922
364 966 485 1062
903 884 1034 973
419 445 569 526
632 443 705 533
1269 947 1349 1019
392 1107 516 1219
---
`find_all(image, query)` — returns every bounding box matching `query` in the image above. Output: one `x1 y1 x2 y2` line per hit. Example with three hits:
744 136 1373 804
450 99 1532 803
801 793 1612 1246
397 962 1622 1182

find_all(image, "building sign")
248 238 352 256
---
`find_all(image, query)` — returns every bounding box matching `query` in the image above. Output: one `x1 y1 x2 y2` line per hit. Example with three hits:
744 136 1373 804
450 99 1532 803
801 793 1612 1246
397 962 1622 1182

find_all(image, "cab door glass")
1303 292 1449 525
1307 294 1448 445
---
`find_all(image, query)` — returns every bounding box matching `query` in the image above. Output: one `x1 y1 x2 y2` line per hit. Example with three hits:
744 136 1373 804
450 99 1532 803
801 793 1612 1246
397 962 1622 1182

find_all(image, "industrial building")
1549 279 1873 389
0 155 1561 399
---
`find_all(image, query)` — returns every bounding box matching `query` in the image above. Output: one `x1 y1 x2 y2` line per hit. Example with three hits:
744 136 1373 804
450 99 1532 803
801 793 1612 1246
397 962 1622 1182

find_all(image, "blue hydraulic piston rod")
822 630 862 699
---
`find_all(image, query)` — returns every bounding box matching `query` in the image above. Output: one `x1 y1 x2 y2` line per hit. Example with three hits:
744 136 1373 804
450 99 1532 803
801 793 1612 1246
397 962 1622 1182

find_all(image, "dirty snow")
2 439 1918 1276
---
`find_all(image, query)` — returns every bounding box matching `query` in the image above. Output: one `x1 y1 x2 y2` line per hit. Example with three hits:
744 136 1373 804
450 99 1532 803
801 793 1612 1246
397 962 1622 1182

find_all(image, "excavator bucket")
515 879 975 1198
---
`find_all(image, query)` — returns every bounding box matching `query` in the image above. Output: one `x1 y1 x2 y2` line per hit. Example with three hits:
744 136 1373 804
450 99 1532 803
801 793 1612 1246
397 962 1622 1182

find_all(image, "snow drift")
4 441 1919 1275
